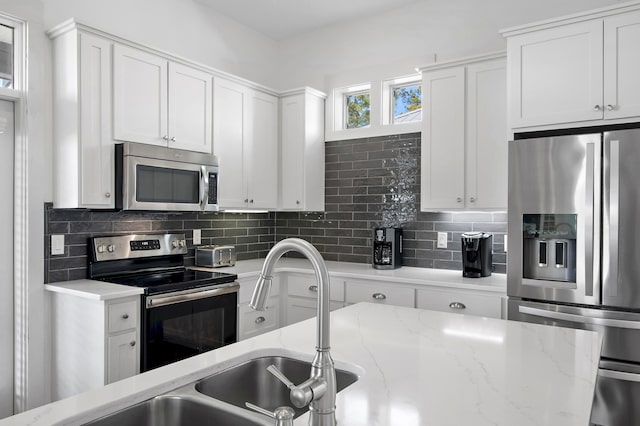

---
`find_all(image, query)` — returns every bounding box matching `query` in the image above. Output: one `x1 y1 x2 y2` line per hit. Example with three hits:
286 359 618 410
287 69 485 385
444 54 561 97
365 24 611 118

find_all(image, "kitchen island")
0 302 601 425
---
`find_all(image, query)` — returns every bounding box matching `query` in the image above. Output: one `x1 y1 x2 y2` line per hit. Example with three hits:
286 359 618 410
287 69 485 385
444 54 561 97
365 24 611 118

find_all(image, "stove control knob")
97 244 106 253
179 240 186 248
107 244 115 253
172 240 179 248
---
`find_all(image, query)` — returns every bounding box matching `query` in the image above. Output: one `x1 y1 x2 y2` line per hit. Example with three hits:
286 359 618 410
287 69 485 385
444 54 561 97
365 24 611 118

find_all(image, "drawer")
238 276 280 304
286 296 344 326
108 300 138 333
238 297 279 340
416 288 502 318
345 281 414 307
287 273 345 302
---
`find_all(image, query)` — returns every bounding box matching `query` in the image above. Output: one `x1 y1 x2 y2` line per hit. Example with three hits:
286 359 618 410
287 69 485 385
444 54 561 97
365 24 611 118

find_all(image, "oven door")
142 283 238 371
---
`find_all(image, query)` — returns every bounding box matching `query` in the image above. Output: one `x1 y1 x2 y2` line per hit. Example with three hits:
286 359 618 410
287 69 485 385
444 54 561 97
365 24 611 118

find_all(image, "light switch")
437 232 448 249
193 229 202 245
51 234 65 255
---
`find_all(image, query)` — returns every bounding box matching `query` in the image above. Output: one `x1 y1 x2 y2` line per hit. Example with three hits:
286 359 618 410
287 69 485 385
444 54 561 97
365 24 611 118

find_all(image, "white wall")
41 0 280 88
276 0 624 91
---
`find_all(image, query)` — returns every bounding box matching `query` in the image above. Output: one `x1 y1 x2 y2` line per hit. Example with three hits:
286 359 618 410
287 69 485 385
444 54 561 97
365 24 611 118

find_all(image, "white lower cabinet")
415 287 503 319
284 273 345 326
237 275 280 340
50 294 140 400
344 279 415 308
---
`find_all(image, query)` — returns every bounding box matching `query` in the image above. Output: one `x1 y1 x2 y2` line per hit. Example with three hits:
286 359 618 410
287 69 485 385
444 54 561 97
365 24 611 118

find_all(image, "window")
382 75 422 126
392 83 421 123
0 24 12 88
345 91 370 129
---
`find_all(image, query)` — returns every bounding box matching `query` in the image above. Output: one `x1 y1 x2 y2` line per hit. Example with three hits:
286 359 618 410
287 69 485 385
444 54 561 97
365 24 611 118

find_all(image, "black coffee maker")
461 232 493 277
372 227 402 269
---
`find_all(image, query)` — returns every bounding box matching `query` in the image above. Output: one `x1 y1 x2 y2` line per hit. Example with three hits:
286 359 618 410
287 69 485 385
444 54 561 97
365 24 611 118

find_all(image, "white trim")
417 51 506 73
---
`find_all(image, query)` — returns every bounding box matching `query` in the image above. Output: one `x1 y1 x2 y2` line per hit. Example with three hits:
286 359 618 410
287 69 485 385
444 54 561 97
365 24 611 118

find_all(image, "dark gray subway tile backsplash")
44 132 507 283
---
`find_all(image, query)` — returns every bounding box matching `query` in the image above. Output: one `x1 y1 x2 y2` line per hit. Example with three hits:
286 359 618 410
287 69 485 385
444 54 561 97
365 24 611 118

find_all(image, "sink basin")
196 356 359 419
85 395 266 426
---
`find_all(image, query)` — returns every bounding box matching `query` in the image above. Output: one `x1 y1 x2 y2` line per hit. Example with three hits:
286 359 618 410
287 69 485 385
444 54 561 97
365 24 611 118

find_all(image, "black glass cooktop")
100 269 237 295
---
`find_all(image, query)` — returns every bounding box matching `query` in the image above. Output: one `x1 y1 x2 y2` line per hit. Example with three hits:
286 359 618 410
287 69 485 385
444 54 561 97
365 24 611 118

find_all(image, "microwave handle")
199 165 209 211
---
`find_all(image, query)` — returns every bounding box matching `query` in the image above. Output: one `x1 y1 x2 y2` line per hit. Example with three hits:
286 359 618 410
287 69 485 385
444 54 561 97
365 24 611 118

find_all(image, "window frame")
382 74 422 126
332 82 371 132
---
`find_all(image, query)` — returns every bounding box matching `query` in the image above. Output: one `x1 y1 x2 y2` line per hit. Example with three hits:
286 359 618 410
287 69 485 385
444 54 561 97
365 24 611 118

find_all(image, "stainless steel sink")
84 395 267 426
195 356 359 419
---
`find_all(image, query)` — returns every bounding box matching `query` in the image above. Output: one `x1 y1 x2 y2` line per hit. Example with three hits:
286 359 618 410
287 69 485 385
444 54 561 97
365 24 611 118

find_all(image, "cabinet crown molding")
500 0 640 37
279 87 327 99
46 18 316 99
417 51 506 73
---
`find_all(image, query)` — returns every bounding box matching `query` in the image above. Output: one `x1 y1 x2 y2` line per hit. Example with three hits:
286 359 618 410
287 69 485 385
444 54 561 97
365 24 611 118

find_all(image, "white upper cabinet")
214 77 278 210
420 53 507 211
503 4 640 130
50 27 115 208
279 89 326 211
113 45 212 153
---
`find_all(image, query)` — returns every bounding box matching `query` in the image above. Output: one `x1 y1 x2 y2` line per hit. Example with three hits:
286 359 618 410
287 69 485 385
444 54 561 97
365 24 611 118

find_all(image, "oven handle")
598 368 640 383
146 283 239 309
519 305 640 329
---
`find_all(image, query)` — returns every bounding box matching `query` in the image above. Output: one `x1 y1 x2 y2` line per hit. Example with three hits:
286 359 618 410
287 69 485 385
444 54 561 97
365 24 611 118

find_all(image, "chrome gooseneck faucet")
249 238 337 426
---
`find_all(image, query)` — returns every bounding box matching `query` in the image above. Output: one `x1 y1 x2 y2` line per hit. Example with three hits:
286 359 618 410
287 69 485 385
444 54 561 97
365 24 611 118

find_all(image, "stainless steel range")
507 128 640 426
88 233 239 372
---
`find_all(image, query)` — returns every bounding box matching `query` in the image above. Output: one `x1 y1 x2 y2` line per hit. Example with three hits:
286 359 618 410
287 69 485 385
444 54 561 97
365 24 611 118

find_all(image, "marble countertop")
1 303 601 426
44 279 144 300
193 258 506 293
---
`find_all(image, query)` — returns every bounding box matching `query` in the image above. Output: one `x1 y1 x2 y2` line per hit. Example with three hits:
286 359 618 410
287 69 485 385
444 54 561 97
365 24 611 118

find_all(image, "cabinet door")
214 77 248 208
168 63 212 153
421 67 465 210
466 59 507 209
107 330 138 384
344 280 414 307
604 11 640 120
238 298 279 340
247 90 278 209
416 287 502 319
79 33 115 207
286 297 344 326
113 45 168 146
280 95 305 210
508 20 603 128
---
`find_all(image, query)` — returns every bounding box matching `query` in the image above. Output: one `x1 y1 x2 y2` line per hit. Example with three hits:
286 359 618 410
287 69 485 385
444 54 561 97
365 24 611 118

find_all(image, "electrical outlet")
51 234 65 255
437 232 448 249
504 234 508 252
193 229 202 245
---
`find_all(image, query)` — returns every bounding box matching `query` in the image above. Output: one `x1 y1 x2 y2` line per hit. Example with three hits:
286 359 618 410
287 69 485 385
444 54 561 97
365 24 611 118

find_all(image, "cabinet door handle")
449 302 466 310
607 104 615 111
129 341 136 347
372 293 387 300
162 135 169 141
594 105 602 112
249 199 254 204
469 197 476 203
308 285 318 293
122 314 129 319
456 197 462 203
255 316 266 324
105 192 111 198
296 200 300 205
170 136 176 142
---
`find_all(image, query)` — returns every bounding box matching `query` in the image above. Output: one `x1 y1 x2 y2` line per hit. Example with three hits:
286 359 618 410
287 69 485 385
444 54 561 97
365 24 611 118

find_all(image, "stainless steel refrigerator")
507 128 640 426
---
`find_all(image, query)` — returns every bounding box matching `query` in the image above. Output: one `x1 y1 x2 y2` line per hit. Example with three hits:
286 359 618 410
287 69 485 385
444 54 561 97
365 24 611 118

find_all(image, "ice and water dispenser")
522 214 577 283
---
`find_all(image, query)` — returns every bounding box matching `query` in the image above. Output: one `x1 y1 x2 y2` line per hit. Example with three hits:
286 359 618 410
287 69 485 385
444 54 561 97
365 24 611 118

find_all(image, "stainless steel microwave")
115 142 219 212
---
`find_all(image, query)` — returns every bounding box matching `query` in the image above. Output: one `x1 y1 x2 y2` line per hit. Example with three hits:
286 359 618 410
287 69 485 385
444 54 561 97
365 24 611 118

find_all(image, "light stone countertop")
0 302 601 426
44 279 144 300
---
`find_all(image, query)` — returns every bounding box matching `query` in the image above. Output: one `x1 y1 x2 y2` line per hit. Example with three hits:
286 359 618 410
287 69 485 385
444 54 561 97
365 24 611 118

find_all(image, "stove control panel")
91 233 188 261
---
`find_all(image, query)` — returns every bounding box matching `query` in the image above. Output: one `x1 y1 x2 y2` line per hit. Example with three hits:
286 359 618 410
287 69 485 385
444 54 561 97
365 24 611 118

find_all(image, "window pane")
345 92 370 129
0 24 13 89
393 84 422 123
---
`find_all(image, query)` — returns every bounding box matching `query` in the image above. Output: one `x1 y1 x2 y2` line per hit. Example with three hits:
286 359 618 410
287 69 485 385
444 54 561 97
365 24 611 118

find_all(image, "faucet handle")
267 364 296 390
245 402 294 426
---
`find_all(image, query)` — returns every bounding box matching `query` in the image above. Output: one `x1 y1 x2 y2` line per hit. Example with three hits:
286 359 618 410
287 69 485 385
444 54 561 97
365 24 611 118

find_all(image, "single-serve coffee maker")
461 232 493 278
373 227 402 269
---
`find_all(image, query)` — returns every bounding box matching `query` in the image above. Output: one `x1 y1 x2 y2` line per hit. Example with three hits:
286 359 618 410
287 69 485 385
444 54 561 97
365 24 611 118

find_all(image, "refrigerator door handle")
603 139 620 298
519 305 640 329
599 368 640 383
585 142 597 297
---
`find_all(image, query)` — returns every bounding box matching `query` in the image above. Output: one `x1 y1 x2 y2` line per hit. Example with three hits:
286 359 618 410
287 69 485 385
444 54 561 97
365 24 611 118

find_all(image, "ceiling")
194 0 422 40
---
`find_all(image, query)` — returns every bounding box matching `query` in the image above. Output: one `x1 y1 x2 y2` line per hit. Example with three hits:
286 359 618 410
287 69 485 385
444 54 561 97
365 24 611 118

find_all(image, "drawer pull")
129 341 136 347
308 285 318 293
255 316 266 324
372 293 387 300
122 314 129 319
449 302 466 310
